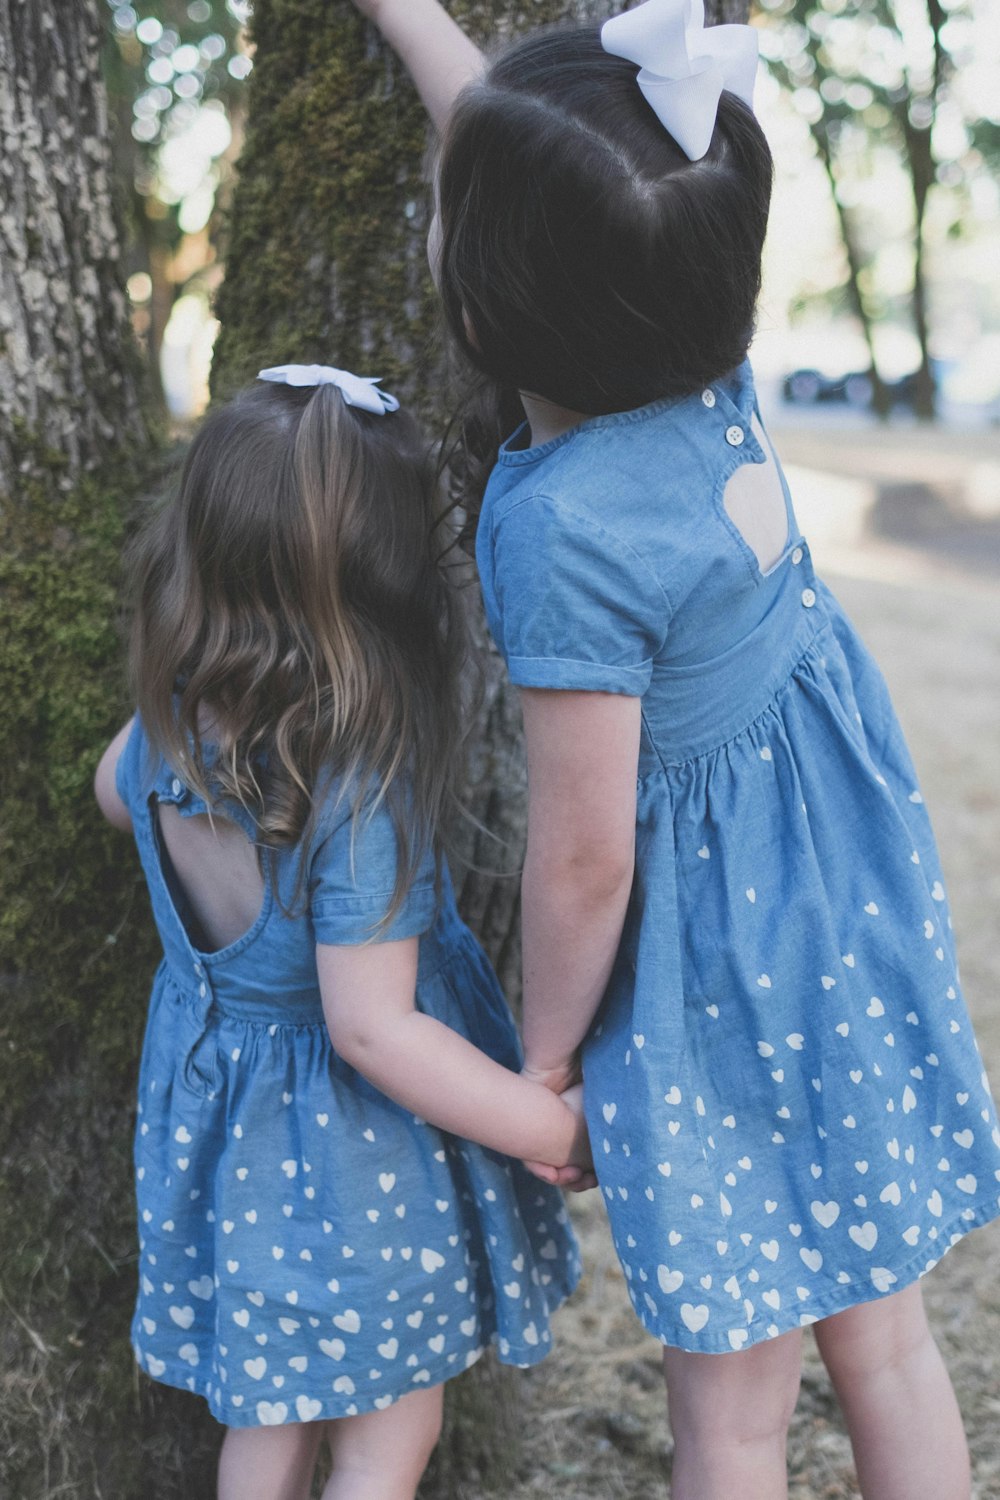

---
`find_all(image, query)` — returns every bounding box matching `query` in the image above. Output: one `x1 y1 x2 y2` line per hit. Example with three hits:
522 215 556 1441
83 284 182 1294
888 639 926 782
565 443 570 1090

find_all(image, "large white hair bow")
257 364 400 415
601 0 758 162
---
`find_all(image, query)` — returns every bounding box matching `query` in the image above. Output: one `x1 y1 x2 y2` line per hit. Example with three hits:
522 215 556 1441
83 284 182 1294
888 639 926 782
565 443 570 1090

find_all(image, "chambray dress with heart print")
115 718 580 1427
477 359 1000 1355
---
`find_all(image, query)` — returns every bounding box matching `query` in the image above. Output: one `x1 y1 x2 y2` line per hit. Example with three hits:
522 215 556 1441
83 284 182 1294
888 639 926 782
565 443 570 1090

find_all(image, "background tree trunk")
0 4 218 1498
810 123 893 420
0 1 147 478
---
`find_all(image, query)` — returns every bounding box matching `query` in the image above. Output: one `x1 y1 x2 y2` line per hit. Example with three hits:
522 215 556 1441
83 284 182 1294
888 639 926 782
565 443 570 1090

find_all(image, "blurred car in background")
782 361 951 412
782 368 874 407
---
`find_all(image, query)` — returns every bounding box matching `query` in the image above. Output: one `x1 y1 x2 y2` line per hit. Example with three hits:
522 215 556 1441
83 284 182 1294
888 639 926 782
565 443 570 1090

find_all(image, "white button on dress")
792 547 804 566
801 588 817 608
725 425 745 447
171 778 182 796
701 389 716 408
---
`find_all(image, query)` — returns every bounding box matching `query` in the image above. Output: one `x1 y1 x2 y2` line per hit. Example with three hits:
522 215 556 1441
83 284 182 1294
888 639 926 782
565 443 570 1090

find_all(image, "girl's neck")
519 390 588 447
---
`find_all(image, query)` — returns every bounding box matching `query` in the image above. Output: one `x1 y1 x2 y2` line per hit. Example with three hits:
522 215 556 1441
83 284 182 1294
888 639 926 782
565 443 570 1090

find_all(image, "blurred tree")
102 0 250 396
760 0 970 419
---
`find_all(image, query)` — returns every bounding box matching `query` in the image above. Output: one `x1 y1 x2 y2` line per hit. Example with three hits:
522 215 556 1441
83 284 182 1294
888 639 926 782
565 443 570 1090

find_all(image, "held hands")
523 1066 598 1193
560 1083 597 1191
521 1058 582 1097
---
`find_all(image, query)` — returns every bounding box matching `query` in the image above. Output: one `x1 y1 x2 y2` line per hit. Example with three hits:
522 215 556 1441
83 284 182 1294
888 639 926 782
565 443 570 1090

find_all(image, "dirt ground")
469 418 1000 1500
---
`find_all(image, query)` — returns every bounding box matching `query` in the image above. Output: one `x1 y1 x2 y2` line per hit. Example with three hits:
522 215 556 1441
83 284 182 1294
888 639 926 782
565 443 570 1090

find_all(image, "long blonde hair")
128 379 466 925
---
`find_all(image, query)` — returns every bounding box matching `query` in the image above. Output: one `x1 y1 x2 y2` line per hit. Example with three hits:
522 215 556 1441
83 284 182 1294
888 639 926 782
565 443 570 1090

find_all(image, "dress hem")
635 1196 1000 1355
132 1272 581 1428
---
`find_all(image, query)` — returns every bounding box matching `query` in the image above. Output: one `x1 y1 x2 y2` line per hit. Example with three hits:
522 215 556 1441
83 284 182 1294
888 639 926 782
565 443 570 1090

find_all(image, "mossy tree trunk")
211 3 746 1494
0 3 219 1497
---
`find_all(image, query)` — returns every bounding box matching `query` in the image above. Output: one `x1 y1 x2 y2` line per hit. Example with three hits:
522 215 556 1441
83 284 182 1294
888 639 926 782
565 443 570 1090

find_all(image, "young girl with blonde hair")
350 2 1000 1495
95 366 586 1500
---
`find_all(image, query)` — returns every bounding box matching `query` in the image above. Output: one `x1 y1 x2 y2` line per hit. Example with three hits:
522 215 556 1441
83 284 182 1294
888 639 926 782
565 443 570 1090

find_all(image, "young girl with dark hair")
351 2 1000 1495
95 367 585 1500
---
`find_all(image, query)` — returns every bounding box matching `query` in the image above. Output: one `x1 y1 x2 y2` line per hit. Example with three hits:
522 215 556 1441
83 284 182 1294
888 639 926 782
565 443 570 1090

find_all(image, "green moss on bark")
0 428 224 1499
0 431 150 1099
211 1 438 405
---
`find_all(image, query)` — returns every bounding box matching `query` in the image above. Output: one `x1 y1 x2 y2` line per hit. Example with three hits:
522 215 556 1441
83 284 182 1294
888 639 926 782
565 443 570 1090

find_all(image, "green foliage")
104 0 247 153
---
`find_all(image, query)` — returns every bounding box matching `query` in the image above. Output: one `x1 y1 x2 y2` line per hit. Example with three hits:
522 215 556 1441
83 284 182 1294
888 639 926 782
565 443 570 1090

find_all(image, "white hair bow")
601 0 758 162
257 364 400 415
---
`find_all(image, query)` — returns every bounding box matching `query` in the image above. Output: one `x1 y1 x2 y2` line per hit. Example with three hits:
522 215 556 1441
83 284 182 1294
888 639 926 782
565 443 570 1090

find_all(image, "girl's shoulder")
114 712 159 812
115 713 291 844
118 712 360 843
114 713 210 810
484 360 759 537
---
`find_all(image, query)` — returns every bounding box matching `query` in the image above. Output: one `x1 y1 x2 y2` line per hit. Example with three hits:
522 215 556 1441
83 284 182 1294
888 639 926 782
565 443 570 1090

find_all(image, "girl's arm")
518 689 640 1084
349 0 485 133
317 937 592 1170
94 719 135 831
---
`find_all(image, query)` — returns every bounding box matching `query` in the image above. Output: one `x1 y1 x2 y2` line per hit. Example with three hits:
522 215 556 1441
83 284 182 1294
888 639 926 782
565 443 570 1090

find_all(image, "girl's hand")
523 1083 598 1193
319 942 594 1170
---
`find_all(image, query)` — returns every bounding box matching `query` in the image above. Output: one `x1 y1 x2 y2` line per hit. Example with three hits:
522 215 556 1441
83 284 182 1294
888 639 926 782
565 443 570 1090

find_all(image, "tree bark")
0 0 146 485
0 5 204 1499
901 0 948 423
810 122 893 420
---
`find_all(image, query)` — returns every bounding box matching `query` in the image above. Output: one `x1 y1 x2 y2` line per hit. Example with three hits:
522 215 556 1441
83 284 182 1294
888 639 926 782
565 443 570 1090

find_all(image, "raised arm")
350 0 486 134
318 937 592 1172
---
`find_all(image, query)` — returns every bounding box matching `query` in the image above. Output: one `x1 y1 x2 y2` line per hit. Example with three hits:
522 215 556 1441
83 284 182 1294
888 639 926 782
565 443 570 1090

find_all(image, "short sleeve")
309 794 437 946
486 496 672 695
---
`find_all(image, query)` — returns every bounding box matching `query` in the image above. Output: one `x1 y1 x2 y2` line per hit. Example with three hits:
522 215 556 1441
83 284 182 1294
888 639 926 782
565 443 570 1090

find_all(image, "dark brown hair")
438 24 774 417
128 380 466 925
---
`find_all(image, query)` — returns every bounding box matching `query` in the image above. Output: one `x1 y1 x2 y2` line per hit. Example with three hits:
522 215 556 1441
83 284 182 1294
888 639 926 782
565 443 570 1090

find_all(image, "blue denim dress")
116 718 579 1425
477 360 1000 1354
